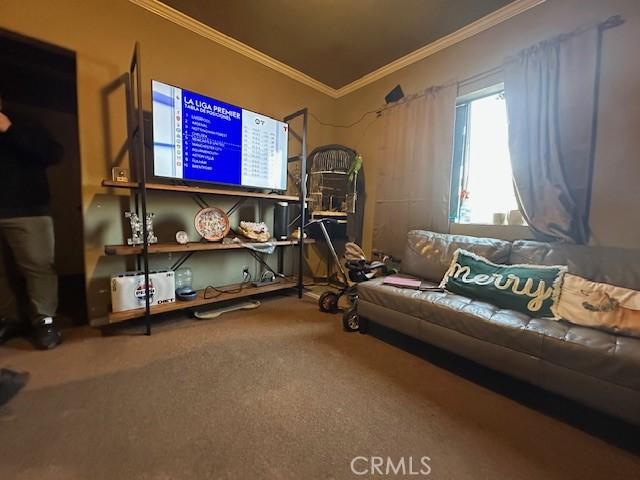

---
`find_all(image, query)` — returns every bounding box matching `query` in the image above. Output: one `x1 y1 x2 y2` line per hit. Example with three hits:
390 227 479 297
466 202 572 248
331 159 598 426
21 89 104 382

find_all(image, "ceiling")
161 0 515 89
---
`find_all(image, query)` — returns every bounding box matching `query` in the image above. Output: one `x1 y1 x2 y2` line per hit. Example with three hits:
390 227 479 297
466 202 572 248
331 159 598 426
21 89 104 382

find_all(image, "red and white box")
110 270 175 313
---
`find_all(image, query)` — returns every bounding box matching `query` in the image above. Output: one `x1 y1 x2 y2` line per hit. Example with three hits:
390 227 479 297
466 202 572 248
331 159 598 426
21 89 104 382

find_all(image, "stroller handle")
303 217 340 228
303 217 348 283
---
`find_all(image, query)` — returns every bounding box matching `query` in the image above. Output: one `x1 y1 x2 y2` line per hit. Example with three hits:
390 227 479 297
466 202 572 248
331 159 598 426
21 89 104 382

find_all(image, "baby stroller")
307 218 388 332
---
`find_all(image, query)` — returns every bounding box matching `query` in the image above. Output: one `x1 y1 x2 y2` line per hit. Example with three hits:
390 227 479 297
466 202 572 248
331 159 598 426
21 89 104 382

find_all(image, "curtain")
373 85 456 258
504 27 600 243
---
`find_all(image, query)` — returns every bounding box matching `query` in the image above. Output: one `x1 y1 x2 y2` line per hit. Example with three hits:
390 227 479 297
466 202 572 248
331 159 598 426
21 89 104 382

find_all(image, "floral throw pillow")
552 274 640 338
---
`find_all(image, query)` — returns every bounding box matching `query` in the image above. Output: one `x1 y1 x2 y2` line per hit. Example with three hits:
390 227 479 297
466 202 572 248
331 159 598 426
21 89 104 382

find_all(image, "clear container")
174 267 193 290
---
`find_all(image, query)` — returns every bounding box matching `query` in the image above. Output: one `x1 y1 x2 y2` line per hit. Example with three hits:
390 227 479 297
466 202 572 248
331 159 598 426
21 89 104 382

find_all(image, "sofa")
357 230 640 425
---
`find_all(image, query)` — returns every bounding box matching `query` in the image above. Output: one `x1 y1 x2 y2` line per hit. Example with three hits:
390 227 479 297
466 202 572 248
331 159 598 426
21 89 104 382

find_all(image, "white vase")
508 209 524 225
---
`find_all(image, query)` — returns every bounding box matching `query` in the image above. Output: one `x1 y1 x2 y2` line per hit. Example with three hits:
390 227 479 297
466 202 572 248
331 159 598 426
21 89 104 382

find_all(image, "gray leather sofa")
357 230 640 425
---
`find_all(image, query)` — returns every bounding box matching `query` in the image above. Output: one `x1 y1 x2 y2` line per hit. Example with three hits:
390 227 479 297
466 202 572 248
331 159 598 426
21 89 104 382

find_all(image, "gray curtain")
373 85 456 258
503 27 600 243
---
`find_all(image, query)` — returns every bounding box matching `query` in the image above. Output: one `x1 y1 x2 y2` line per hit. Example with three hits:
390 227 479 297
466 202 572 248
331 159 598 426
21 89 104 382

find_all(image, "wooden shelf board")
311 211 348 217
108 278 298 323
102 180 304 202
104 238 315 256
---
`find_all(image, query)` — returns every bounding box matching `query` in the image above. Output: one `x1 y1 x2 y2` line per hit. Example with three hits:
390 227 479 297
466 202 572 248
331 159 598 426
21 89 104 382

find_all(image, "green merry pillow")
439 249 566 318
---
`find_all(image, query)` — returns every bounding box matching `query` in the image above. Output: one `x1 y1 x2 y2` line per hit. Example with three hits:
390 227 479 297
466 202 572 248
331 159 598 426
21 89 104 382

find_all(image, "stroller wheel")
342 309 360 332
318 291 339 313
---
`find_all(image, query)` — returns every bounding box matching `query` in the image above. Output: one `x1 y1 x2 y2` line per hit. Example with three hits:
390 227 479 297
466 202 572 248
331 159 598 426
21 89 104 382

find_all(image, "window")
450 87 521 225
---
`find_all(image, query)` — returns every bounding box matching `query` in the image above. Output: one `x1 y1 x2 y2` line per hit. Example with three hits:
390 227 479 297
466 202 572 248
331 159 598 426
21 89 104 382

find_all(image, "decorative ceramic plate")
194 207 230 242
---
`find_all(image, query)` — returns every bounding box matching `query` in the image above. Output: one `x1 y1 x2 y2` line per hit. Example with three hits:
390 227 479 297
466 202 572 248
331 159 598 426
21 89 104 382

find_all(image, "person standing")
0 95 63 349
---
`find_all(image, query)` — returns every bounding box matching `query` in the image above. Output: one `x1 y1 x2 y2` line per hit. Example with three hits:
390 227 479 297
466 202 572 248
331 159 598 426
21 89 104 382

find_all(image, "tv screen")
151 80 288 190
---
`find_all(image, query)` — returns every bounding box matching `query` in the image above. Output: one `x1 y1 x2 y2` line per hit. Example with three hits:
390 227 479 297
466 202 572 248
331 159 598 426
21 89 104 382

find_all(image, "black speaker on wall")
384 84 404 104
274 202 289 240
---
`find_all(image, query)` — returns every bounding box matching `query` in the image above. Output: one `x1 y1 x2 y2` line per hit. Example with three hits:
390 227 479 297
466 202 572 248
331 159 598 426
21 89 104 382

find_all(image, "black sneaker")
0 317 28 345
31 317 62 350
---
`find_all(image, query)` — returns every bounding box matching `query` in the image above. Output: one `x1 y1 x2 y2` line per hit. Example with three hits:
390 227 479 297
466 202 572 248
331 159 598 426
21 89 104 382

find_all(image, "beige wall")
1 0 638 322
0 0 336 322
334 0 640 253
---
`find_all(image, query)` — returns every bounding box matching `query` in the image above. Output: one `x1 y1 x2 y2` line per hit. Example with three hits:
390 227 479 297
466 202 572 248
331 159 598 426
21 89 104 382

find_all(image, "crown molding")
130 0 545 99
129 0 336 97
334 0 546 97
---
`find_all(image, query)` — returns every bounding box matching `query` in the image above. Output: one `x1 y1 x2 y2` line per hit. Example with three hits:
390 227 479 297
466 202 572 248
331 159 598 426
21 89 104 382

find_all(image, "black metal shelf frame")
122 43 308 334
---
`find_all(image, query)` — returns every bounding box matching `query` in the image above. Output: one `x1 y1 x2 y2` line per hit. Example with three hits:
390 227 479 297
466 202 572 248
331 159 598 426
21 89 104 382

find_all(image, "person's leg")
0 219 32 344
0 226 18 320
0 232 30 322
1 216 60 348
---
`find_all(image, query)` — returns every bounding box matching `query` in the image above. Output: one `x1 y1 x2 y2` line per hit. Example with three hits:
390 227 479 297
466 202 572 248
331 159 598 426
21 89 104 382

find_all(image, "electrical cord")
247 249 285 279
203 271 252 299
308 109 381 152
309 110 378 129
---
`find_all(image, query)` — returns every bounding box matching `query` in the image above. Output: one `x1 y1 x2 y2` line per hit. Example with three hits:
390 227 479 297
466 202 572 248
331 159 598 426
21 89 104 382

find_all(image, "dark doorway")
0 28 86 326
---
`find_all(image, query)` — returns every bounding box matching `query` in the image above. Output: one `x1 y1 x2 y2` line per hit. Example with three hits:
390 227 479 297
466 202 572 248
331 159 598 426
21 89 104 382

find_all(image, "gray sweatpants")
0 216 57 324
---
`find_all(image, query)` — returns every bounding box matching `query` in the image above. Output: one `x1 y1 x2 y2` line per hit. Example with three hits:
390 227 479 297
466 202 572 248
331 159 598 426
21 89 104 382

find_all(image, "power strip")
252 277 282 288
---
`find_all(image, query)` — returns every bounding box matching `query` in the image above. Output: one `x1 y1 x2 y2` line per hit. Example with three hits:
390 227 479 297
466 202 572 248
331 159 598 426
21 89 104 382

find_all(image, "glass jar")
174 267 193 290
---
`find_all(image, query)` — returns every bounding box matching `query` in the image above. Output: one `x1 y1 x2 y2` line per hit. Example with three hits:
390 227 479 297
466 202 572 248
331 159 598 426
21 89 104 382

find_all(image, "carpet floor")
0 295 638 479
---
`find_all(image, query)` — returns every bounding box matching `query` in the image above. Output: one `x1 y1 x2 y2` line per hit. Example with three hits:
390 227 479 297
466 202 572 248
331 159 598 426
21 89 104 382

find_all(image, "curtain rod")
459 15 623 88
377 14 624 115
457 65 502 89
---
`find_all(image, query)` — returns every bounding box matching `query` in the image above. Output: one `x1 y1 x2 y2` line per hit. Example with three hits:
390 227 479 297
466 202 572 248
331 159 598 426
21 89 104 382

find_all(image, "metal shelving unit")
108 277 300 324
104 43 310 333
104 239 315 256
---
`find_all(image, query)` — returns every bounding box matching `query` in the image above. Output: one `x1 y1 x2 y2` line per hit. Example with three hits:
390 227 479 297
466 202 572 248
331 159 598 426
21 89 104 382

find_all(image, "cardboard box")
111 270 175 313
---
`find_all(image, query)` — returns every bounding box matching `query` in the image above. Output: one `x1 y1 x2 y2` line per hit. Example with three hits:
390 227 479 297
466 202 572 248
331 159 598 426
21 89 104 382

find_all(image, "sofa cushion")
533 320 640 391
510 240 640 291
359 277 435 319
402 230 512 283
360 278 545 357
358 278 640 391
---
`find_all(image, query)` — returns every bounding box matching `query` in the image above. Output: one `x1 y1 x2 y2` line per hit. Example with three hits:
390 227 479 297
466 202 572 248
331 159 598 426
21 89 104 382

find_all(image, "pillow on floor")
552 273 640 338
439 249 566 318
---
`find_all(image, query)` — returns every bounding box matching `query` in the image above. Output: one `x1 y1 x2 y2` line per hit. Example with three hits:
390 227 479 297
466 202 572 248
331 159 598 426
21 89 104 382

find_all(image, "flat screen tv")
151 80 288 190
